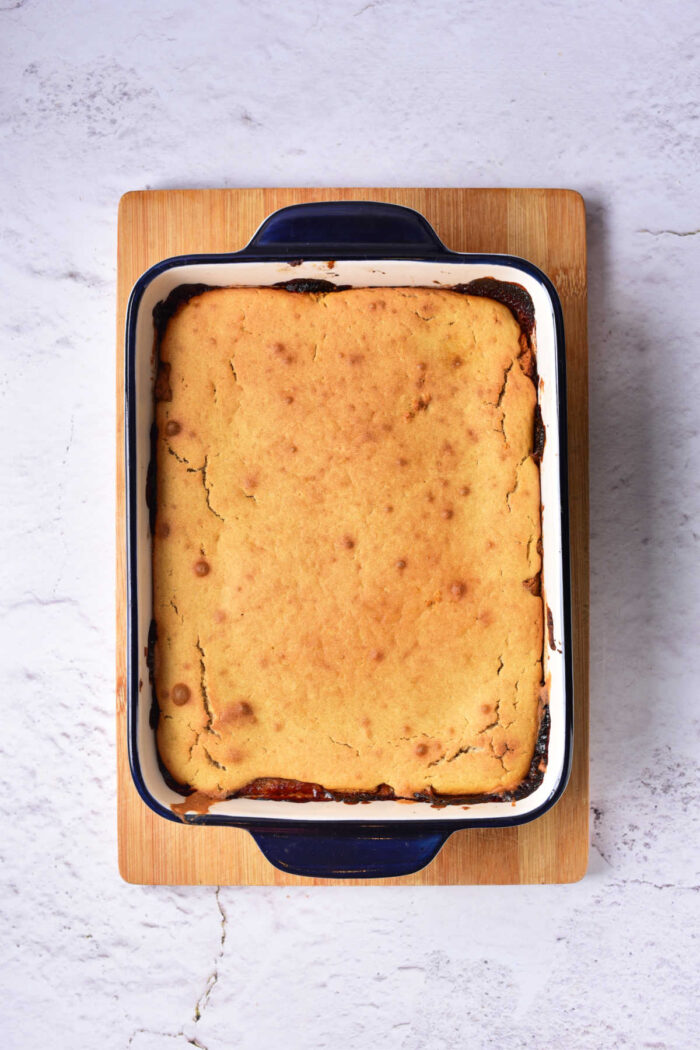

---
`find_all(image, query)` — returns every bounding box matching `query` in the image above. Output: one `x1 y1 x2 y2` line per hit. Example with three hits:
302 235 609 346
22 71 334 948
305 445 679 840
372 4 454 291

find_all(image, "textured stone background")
2 1 698 1047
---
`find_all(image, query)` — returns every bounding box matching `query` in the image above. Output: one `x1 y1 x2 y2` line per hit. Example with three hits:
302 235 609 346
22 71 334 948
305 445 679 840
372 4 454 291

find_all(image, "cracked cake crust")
153 286 544 801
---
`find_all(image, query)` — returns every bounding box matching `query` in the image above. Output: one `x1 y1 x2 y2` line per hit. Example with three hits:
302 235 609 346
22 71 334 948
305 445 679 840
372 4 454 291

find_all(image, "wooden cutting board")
116 187 589 885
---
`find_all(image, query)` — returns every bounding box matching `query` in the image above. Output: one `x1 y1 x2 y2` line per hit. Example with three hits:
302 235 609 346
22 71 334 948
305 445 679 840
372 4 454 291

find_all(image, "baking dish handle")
250 826 451 879
245 201 447 258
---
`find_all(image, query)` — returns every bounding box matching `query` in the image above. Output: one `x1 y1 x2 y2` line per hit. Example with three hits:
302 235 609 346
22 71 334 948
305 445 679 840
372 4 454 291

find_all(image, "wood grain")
116 188 589 885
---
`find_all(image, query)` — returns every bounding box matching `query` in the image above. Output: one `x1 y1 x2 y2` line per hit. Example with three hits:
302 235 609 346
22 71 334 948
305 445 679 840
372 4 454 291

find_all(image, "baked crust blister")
153 287 543 801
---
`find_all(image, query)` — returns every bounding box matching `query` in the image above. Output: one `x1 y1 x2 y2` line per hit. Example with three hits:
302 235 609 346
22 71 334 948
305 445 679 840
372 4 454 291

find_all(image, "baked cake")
152 286 543 801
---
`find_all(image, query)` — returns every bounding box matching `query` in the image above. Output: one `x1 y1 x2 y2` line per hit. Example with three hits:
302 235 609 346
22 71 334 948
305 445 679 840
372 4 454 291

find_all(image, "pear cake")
152 285 544 802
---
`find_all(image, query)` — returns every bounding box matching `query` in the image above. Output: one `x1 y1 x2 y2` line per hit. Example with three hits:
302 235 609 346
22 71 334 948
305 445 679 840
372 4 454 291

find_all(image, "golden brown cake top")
153 287 543 800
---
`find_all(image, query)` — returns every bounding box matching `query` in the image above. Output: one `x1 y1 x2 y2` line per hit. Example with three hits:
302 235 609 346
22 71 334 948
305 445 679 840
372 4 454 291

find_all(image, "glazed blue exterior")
125 200 573 879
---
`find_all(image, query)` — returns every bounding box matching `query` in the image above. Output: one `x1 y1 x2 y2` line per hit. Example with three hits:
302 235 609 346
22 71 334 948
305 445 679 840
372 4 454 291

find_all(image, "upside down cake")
152 286 544 802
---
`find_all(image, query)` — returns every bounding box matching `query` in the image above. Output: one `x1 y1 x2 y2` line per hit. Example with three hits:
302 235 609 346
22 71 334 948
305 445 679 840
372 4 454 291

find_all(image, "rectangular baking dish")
125 200 573 878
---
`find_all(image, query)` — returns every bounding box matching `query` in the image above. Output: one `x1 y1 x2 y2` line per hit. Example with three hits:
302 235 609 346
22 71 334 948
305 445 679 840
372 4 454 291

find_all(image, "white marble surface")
2 1 698 1047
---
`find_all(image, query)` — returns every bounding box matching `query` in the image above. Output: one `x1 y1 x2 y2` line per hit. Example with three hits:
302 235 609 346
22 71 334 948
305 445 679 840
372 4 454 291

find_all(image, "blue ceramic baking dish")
124 200 573 879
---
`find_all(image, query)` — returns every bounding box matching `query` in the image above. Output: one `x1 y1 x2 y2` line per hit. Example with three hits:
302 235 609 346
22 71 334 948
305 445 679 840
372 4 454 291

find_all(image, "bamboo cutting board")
116 187 589 885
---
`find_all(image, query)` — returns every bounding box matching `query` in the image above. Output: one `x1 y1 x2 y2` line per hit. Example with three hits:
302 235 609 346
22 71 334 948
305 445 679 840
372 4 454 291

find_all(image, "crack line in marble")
637 228 700 237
